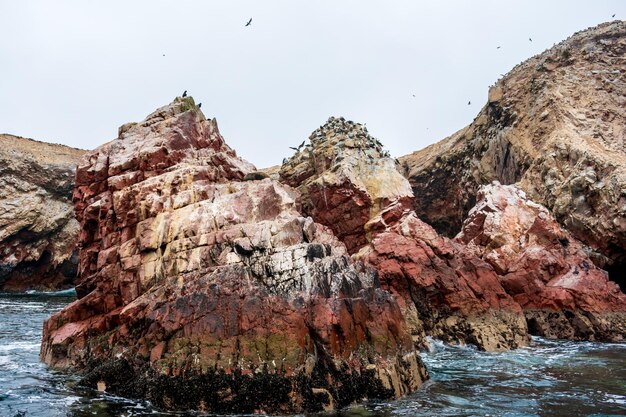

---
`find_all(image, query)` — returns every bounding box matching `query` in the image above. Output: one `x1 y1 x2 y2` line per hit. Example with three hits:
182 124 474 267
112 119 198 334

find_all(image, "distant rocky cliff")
0 134 84 292
399 21 626 288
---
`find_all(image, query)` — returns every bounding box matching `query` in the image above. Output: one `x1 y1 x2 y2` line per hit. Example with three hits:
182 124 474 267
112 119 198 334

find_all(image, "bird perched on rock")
245 18 252 27
197 103 202 108
182 90 187 97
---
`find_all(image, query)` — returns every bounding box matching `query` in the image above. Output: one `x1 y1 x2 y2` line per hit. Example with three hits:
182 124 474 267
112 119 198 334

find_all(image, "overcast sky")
0 1 623 168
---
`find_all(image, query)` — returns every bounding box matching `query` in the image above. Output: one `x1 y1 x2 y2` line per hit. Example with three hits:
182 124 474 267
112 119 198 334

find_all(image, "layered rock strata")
280 118 528 351
399 21 626 287
41 98 427 413
457 182 626 341
0 134 84 292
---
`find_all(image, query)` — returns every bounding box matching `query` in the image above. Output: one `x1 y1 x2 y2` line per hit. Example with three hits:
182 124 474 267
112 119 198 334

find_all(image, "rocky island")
4 20 618 414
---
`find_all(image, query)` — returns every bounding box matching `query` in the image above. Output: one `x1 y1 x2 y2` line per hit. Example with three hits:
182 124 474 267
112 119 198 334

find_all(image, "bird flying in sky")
245 18 252 27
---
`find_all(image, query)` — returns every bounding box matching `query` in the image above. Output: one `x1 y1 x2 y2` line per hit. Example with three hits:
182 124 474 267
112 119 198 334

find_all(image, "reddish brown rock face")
40 98 427 414
457 182 626 341
0 134 85 292
357 213 529 351
280 117 529 351
280 117 414 254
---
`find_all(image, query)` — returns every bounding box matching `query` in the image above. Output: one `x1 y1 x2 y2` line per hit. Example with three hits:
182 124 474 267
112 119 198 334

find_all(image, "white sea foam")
0 341 40 353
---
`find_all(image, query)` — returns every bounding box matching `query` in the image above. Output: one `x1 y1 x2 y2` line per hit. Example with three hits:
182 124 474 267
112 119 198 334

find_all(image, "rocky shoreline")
0 21 622 414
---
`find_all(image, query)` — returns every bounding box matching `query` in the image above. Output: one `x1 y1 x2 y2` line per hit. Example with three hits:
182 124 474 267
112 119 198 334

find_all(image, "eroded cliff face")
280 118 529 352
41 98 427 414
457 183 626 341
400 21 626 286
0 134 84 292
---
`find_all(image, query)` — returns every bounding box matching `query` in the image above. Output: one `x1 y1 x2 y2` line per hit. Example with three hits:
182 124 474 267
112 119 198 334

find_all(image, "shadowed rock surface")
457 182 626 341
0 134 84 292
280 118 529 351
40 98 427 414
399 22 626 288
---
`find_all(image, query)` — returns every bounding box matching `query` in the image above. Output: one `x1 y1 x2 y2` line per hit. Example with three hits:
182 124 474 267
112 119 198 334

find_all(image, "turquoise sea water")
0 293 624 417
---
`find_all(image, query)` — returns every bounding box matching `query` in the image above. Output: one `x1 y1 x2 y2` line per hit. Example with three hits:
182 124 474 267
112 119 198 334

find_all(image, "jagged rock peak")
303 116 388 157
280 117 412 253
75 96 255 195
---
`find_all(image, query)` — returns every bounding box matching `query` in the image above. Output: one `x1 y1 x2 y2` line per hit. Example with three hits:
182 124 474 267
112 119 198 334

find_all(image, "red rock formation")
457 182 626 341
41 98 427 413
0 134 85 292
280 118 528 351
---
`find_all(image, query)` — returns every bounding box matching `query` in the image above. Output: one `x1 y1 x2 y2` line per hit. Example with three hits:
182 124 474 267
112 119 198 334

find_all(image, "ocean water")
0 293 624 417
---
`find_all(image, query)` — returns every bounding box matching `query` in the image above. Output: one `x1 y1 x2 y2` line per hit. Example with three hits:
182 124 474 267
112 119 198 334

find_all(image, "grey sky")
0 1 623 168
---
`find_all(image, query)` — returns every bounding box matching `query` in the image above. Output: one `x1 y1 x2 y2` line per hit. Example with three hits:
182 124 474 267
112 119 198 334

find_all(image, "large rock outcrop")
457 182 626 341
0 134 84 292
400 21 626 287
41 98 427 414
280 118 528 351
